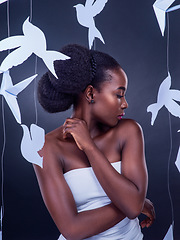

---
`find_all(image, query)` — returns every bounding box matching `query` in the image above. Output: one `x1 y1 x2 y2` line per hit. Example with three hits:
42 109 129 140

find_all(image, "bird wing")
0 46 32 72
157 73 171 102
147 103 162 126
20 124 43 168
85 0 95 8
0 0 8 4
165 99 180 118
6 74 37 96
0 70 12 93
91 0 108 16
153 0 175 36
0 71 21 123
175 146 180 173
30 124 45 152
42 50 70 78
169 89 180 101
0 35 25 51
3 90 21 124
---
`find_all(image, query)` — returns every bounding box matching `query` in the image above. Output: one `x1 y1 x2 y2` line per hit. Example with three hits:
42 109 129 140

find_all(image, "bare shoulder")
113 119 144 143
35 126 65 172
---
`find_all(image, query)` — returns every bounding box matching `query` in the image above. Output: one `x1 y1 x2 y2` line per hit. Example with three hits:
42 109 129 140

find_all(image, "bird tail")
42 51 70 79
147 103 160 126
88 25 105 49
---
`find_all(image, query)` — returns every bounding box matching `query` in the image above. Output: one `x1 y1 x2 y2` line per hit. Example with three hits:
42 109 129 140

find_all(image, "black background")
0 0 180 239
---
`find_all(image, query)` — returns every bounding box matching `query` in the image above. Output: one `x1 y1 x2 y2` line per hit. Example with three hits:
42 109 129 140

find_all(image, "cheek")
94 96 119 117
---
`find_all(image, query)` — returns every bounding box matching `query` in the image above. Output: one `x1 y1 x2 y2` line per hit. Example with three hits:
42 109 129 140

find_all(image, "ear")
85 85 95 103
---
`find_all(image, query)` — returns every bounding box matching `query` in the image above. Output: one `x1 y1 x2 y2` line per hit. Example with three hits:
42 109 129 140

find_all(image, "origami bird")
21 124 45 168
153 0 180 36
0 17 70 78
0 0 7 4
147 72 180 125
163 224 173 240
0 71 37 124
74 0 108 49
175 146 180 173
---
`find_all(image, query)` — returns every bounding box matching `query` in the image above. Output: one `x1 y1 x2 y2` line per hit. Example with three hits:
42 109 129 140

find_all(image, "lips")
117 113 125 120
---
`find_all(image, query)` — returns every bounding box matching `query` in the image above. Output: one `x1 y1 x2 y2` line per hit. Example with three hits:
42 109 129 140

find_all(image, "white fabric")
58 161 143 240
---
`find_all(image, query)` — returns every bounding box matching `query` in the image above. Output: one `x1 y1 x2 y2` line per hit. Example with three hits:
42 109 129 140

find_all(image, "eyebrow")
116 87 126 91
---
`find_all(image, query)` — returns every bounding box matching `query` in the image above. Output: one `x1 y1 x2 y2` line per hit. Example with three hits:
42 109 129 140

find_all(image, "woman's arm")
63 118 148 219
34 138 125 240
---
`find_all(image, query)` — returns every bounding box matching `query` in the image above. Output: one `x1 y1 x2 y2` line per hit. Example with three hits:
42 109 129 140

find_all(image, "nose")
121 98 128 109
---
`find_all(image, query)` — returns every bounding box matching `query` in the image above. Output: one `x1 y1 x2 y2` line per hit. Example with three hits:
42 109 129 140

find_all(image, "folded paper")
163 224 173 239
147 72 180 125
0 71 37 124
0 17 70 78
153 0 180 36
21 124 45 168
0 0 7 4
74 0 108 49
175 146 180 173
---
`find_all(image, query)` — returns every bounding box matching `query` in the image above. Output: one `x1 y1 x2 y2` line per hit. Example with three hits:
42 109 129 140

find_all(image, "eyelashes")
116 94 124 99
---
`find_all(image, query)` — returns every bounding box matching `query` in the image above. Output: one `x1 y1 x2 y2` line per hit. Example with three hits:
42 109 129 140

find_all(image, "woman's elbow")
127 210 141 220
125 203 143 220
61 224 84 240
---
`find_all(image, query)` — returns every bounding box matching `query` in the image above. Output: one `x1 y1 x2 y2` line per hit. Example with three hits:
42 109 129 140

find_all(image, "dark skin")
34 67 155 240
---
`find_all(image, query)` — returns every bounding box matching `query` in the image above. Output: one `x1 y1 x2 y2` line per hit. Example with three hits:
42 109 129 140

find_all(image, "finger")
140 217 154 228
63 126 75 139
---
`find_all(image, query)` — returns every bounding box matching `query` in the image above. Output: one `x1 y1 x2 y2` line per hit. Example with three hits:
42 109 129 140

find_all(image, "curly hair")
38 44 120 113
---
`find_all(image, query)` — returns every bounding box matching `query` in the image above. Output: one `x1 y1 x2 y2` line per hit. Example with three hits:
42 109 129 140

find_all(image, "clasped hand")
63 118 94 150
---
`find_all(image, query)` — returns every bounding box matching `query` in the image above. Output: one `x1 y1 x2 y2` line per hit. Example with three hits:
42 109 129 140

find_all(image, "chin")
103 119 119 128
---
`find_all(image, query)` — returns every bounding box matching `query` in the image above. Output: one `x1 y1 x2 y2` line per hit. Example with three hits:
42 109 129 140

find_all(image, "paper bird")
74 0 108 49
147 72 180 125
21 124 45 168
175 146 180 173
163 224 173 240
0 0 7 4
153 0 180 36
0 17 70 78
0 71 37 124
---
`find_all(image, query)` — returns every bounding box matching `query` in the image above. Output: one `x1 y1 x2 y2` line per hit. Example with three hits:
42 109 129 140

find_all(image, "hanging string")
34 56 38 125
1 98 6 229
1 0 10 234
166 12 174 229
29 0 38 125
166 13 170 73
29 0 33 23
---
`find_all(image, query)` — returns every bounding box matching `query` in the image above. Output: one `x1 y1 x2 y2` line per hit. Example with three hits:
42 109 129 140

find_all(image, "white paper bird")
163 224 174 240
147 72 180 125
0 17 70 78
0 71 37 124
21 124 45 168
0 0 7 4
74 0 108 49
153 0 180 36
175 146 180 173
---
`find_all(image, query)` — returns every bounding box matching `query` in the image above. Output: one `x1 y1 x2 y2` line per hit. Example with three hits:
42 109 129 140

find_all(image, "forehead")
101 68 128 92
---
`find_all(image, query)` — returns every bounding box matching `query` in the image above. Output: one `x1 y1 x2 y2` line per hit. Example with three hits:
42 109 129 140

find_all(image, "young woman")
34 44 155 240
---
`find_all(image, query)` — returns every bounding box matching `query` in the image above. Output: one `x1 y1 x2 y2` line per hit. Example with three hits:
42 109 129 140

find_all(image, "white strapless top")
64 162 120 212
58 161 143 240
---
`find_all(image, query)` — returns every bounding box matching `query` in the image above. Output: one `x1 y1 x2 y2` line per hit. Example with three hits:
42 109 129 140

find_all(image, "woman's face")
92 67 128 127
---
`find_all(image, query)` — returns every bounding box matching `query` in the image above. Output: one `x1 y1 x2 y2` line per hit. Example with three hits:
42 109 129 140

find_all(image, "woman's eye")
117 94 123 99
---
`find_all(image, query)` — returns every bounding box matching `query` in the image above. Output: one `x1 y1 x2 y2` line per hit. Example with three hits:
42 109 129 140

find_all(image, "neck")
71 103 103 139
